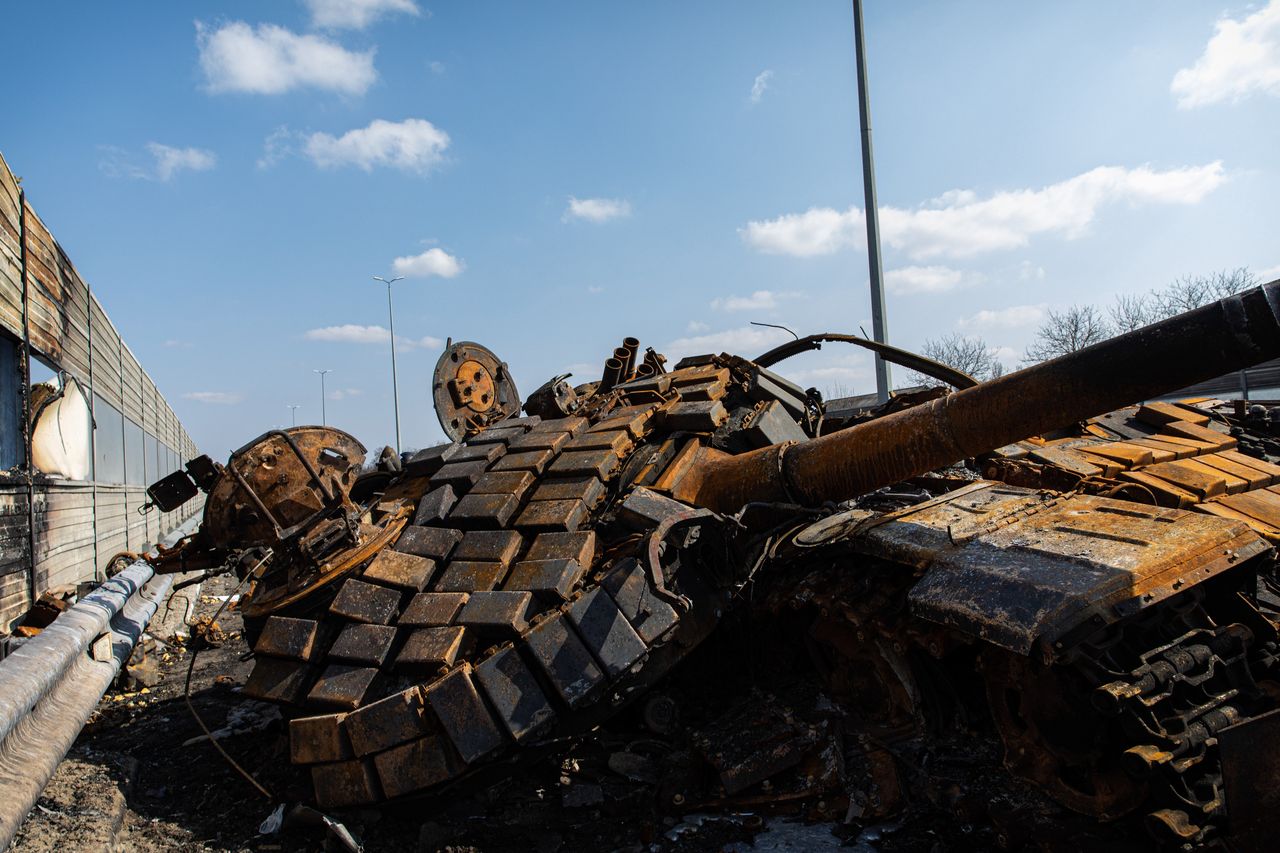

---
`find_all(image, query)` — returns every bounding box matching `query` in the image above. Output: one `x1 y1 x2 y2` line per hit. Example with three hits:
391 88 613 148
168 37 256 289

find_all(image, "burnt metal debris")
147 280 1280 849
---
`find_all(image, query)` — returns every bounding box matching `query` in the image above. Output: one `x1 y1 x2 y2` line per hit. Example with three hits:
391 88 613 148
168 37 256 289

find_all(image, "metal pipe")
599 357 624 393
620 337 640 381
0 563 172 850
676 282 1280 513
853 0 891 403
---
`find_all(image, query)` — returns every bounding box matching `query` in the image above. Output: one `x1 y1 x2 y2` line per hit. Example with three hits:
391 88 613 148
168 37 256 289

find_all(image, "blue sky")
2 1 1278 460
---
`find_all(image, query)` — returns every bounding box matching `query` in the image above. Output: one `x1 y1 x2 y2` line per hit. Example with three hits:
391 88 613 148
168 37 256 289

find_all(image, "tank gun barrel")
675 281 1280 513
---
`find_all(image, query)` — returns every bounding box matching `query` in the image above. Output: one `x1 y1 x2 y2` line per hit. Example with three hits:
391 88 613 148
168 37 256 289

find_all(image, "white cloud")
304 0 419 30
686 320 710 333
884 265 970 295
305 118 449 173
147 143 216 181
305 324 441 349
957 304 1046 331
1258 263 1280 282
587 285 605 294
564 197 631 223
1171 1 1280 108
328 387 364 401
750 69 774 104
710 289 799 312
742 206 863 257
183 391 241 405
1017 261 1047 281
257 126 298 169
663 325 792 363
741 162 1226 260
429 60 445 74
100 143 216 181
392 247 464 278
196 21 376 95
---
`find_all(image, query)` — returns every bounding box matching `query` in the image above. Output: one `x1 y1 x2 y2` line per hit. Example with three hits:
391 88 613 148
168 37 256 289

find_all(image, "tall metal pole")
314 369 331 425
853 0 892 403
288 404 300 426
373 276 405 454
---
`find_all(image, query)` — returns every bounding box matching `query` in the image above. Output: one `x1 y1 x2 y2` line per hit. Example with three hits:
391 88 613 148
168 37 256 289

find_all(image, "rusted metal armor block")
289 712 352 764
616 373 672 395
497 415 543 431
307 664 380 710
433 561 508 593
328 622 398 667
617 487 693 531
344 685 431 757
677 378 727 401
457 590 534 636
243 657 317 704
563 429 633 455
255 615 322 661
449 492 522 529
503 559 585 601
395 525 463 561
374 735 457 799
311 759 382 809
568 587 648 679
362 549 436 591
601 558 680 643
467 424 528 445
514 498 588 532
524 611 606 708
471 470 536 501
587 408 654 439
399 591 470 627
424 664 506 763
525 530 597 566
662 400 729 432
547 449 621 480
506 430 570 453
453 529 524 566
404 443 460 478
431 459 491 492
491 448 556 475
412 485 458 525
448 442 505 465
475 645 557 742
329 578 402 625
397 626 468 669
528 416 585 435
529 476 606 507
743 399 807 447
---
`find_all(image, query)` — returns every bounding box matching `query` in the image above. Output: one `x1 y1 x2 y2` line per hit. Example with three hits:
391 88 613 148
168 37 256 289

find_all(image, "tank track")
236 358 799 808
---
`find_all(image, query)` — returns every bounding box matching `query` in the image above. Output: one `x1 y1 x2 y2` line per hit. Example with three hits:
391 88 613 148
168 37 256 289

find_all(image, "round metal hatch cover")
432 340 521 441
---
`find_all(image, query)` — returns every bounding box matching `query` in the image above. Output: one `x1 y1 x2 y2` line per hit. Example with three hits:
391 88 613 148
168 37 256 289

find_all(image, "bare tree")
908 333 1005 386
1148 267 1257 321
1109 292 1156 333
1024 305 1110 363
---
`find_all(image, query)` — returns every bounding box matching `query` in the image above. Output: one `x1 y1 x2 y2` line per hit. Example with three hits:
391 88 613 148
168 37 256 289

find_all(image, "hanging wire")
184 550 276 801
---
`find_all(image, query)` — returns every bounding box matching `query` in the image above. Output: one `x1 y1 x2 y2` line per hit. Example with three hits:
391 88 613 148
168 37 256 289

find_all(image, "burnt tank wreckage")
147 282 1280 848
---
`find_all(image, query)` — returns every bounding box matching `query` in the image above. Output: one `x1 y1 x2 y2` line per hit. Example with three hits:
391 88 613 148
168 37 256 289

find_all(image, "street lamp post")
288 404 300 426
313 369 332 425
372 275 405 454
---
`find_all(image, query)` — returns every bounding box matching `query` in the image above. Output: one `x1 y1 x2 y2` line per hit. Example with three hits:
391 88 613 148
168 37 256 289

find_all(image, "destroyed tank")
148 281 1280 850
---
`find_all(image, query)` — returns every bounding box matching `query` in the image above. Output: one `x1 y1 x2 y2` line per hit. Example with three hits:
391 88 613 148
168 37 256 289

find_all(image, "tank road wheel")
982 649 1146 821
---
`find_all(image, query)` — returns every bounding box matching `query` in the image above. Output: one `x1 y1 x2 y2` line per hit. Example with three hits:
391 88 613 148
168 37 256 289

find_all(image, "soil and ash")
11 575 1142 852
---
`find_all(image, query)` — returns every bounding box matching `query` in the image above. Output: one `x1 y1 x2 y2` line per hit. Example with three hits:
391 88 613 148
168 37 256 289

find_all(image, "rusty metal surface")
433 341 521 440
677 281 1280 513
